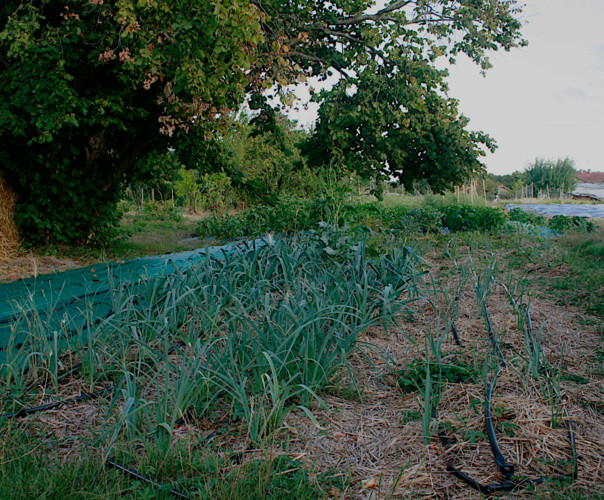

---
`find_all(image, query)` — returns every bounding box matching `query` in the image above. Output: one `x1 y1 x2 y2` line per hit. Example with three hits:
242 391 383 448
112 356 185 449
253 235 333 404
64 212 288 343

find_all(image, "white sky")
287 0 604 175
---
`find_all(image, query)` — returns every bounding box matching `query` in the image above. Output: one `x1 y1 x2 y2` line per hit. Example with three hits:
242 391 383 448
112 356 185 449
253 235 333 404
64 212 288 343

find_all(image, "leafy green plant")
440 205 507 232
508 208 547 225
199 172 234 213
548 215 597 233
396 359 478 394
136 201 183 222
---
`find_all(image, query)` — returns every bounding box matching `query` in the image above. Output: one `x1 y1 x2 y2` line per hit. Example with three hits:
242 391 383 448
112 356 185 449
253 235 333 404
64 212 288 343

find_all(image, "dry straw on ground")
9 247 604 498
0 172 19 262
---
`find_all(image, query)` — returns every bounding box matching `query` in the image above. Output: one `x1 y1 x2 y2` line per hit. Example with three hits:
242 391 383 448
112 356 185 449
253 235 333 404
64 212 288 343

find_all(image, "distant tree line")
482 157 577 199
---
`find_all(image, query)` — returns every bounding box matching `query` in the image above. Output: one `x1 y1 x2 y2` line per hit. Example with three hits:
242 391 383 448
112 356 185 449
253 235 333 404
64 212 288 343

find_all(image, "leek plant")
2 232 423 459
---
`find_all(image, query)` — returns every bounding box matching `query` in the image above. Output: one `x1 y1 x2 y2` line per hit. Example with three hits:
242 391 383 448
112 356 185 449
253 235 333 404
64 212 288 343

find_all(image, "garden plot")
0 232 602 498
285 248 603 498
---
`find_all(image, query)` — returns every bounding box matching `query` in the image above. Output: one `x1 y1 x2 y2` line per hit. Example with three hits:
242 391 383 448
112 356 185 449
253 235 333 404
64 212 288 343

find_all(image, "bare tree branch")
334 0 413 26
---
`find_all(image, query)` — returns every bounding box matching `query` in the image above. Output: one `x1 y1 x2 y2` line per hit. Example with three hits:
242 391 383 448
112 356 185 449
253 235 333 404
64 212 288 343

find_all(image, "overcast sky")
288 0 604 176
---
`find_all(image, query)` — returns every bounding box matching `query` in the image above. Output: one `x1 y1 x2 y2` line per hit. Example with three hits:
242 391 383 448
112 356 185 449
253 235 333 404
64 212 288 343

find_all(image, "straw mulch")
8 252 604 499
282 264 604 498
0 171 19 263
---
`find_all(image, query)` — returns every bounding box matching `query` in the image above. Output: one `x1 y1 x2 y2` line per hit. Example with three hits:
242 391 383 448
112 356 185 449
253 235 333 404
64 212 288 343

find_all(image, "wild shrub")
136 201 183 222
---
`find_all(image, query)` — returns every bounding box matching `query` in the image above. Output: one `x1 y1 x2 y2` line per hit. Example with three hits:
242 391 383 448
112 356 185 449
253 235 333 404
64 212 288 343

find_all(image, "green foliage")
174 169 203 214
1 0 526 243
548 215 597 233
439 205 507 232
524 158 577 194
174 168 233 214
199 171 233 213
397 359 478 393
136 201 183 223
508 208 547 225
198 198 513 239
0 0 263 243
3 232 421 459
198 197 320 238
282 0 526 190
222 114 319 203
304 64 496 192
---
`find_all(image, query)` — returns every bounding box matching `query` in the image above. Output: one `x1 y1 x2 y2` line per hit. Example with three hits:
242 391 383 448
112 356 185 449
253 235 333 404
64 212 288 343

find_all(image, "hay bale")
0 172 20 262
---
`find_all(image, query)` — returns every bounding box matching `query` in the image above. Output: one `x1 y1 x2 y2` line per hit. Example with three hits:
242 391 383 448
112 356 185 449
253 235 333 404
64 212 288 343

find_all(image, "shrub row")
197 199 597 239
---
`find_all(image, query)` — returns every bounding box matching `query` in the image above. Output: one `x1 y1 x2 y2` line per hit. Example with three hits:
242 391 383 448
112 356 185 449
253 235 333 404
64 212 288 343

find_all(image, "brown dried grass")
0 171 20 262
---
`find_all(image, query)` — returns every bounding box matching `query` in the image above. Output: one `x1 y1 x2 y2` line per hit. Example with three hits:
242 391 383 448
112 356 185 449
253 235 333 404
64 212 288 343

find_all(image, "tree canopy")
0 0 527 243
524 158 577 193
0 0 264 242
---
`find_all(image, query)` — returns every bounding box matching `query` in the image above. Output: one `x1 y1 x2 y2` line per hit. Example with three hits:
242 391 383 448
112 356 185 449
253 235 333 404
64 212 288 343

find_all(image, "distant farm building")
573 171 604 200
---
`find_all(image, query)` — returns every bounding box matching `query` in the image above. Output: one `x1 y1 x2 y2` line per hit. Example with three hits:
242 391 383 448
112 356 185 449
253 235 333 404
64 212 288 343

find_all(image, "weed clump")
548 215 598 233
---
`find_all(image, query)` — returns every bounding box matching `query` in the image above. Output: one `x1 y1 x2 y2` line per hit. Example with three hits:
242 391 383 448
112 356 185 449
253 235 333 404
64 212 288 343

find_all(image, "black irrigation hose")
446 464 545 494
449 270 465 348
440 285 578 494
484 365 515 479
479 301 515 479
450 322 464 347
107 459 190 499
0 385 114 419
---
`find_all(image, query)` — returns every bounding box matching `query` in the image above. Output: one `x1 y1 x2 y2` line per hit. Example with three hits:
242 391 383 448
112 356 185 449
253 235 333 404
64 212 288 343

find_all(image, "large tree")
1 0 526 242
302 62 497 193
0 0 264 242
249 0 525 192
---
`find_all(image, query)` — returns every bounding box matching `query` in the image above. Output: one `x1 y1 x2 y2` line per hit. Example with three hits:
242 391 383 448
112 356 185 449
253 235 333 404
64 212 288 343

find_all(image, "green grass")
0 423 341 499
113 215 213 258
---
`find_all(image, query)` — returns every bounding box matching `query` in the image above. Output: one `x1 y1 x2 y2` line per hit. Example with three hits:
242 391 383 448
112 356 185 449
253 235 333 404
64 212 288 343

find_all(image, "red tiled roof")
576 171 604 183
